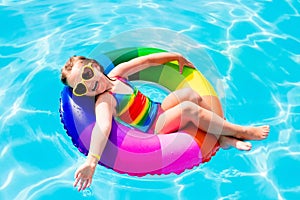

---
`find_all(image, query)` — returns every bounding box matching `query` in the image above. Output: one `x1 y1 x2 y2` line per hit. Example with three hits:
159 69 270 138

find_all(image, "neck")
102 74 114 92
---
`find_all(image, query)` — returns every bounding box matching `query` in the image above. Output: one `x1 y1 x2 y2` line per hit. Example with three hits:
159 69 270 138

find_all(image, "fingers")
179 64 195 74
74 177 80 188
178 58 195 74
78 179 84 191
73 162 95 191
87 179 92 188
77 178 91 191
74 171 78 179
73 173 92 191
82 179 90 191
73 172 81 187
186 61 195 69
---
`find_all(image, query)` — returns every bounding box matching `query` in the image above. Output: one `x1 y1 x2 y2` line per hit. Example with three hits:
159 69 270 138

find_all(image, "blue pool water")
1 1 300 199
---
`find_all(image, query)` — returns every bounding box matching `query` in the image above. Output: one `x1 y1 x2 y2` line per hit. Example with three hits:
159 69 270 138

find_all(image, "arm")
73 93 115 191
88 95 113 161
108 52 195 78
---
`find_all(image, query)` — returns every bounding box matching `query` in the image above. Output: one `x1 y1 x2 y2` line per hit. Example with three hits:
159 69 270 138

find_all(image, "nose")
84 79 95 91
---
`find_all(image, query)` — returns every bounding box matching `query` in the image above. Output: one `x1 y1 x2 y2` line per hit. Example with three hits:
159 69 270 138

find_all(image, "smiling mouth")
92 81 98 91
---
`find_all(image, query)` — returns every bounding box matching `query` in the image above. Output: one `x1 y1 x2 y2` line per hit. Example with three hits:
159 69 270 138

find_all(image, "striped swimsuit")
110 77 160 133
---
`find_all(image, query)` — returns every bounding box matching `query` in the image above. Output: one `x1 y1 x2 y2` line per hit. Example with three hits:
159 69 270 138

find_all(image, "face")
67 59 104 96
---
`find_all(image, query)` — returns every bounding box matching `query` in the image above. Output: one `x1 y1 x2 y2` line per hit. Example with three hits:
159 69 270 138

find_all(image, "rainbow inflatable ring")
60 47 223 176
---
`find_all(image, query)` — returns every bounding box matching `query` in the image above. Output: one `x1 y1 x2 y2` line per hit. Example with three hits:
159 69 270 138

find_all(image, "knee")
186 88 202 104
180 101 206 118
180 101 197 115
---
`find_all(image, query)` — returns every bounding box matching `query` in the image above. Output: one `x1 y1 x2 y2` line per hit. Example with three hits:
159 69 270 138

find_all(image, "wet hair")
60 55 113 86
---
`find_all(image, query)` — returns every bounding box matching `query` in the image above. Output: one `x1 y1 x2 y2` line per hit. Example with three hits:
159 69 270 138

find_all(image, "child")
61 52 269 191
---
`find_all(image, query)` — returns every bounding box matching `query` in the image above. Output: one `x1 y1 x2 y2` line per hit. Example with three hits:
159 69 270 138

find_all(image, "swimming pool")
0 0 299 199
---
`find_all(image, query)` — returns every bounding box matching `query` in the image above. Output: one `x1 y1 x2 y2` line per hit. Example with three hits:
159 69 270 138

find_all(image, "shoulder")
94 92 117 116
95 91 116 107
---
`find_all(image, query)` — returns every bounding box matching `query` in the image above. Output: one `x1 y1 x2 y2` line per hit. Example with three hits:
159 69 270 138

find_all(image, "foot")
219 136 252 151
235 125 270 140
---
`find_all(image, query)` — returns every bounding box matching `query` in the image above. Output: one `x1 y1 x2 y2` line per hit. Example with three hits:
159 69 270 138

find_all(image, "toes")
262 125 270 138
244 142 252 150
243 143 252 151
263 125 270 132
236 141 252 151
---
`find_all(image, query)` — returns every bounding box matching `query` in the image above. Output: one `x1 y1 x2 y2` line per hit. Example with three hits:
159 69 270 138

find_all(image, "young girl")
61 52 269 191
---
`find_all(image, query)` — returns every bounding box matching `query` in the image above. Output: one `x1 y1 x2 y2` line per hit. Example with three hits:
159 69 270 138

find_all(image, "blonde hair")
60 56 104 85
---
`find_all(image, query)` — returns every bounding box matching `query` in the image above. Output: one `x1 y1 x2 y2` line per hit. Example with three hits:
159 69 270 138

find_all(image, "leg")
161 88 211 111
155 101 269 140
158 88 269 150
162 88 234 141
156 101 227 135
162 87 223 119
161 88 241 148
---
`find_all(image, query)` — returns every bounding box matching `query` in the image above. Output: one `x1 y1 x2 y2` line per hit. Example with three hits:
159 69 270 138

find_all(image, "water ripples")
0 0 299 199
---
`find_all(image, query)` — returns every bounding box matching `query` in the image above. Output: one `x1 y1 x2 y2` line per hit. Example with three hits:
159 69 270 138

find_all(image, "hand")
177 55 195 74
73 156 98 191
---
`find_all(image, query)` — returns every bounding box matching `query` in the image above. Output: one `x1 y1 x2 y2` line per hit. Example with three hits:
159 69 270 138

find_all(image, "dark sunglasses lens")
82 67 94 80
74 83 87 95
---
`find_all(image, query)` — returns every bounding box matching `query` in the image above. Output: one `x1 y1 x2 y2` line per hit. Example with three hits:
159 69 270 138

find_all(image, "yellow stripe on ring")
176 70 217 97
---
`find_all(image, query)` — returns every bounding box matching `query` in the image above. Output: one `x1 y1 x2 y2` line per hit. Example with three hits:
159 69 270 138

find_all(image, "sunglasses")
73 63 95 96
